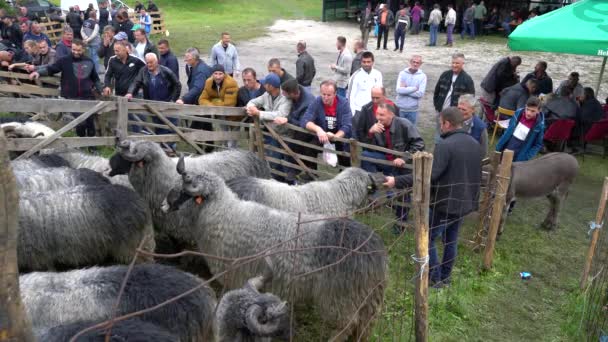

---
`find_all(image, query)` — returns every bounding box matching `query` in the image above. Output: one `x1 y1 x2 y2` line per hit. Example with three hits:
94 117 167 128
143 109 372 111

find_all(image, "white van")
60 0 98 12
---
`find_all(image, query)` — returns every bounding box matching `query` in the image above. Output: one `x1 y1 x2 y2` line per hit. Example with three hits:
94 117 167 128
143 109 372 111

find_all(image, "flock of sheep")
5 121 389 341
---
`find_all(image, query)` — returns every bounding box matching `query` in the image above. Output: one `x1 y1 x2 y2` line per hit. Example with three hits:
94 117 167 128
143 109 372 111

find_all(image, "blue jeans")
461 21 475 39
303 85 312 93
399 109 418 126
429 209 463 284
264 135 285 181
429 24 439 46
394 25 406 51
152 116 178 149
88 44 102 74
337 87 347 97
361 150 409 221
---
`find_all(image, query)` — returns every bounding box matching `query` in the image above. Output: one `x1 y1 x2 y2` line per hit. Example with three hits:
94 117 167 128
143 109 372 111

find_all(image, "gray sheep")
20 263 217 341
167 158 387 341
36 318 178 342
225 167 382 216
18 184 155 272
217 274 290 342
14 167 110 192
111 139 271 257
10 154 69 171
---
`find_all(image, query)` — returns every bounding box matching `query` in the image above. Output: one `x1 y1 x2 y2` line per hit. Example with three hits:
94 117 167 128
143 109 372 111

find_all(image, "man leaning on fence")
246 73 292 180
29 39 103 139
384 107 482 288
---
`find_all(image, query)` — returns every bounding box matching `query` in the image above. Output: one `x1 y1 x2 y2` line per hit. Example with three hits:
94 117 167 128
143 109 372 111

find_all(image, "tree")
0 129 33 342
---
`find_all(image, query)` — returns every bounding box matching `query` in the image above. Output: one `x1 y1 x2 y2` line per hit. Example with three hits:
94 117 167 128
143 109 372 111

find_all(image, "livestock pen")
0 90 543 341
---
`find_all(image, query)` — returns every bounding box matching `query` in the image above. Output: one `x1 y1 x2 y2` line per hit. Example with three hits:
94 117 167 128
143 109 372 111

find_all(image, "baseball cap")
131 24 142 31
261 73 281 88
114 32 128 41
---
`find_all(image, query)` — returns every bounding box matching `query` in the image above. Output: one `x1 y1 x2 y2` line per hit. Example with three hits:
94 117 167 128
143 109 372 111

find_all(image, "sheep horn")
176 154 186 176
262 256 274 284
33 132 44 138
245 304 283 337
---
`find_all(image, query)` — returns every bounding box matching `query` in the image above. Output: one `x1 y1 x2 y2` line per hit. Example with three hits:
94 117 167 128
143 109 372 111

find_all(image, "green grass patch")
142 0 322 55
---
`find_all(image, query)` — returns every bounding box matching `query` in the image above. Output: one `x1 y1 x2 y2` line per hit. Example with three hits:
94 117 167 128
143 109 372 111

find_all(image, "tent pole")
597 57 607 95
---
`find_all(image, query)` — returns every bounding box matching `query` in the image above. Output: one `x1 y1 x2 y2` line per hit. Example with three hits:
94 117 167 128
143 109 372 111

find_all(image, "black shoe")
399 49 403 53
376 47 380 50
393 48 399 51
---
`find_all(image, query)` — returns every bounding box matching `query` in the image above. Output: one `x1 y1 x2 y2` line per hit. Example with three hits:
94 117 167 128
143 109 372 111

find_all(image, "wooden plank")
580 177 608 289
357 141 410 158
413 151 433 342
264 123 317 180
127 100 246 117
135 111 251 128
264 156 333 178
253 117 266 161
359 155 413 169
0 98 115 114
0 71 59 85
116 96 129 135
0 83 60 97
6 134 195 151
145 104 204 154
262 132 352 157
483 150 514 270
349 139 360 167
263 144 347 171
15 102 107 160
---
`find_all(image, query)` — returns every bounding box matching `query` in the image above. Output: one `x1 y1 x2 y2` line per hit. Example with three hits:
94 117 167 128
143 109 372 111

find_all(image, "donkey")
499 153 579 234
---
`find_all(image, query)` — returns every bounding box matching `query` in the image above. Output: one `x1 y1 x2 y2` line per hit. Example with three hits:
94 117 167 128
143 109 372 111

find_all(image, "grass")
141 0 322 55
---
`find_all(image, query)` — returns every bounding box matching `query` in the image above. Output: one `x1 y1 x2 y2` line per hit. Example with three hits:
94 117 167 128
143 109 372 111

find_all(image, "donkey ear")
176 154 186 175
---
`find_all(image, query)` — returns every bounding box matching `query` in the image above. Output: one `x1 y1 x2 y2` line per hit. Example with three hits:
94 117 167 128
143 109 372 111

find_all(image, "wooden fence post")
144 105 204 154
482 150 514 270
474 152 502 249
253 117 265 161
116 97 129 134
413 151 433 342
0 130 35 342
349 139 360 167
580 177 608 289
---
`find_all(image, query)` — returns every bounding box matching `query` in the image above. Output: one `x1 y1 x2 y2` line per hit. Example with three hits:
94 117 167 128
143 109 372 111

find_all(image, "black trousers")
377 25 389 49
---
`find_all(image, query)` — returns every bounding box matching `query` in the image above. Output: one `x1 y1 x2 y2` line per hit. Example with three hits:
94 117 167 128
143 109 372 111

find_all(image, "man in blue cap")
246 73 292 181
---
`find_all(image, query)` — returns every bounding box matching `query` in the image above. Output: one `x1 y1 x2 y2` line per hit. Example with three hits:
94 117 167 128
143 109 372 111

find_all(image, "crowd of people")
0 1 606 289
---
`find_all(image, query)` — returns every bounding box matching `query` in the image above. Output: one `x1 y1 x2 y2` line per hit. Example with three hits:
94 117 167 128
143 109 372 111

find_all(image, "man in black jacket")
177 47 211 105
126 53 181 139
499 79 537 112
480 56 521 105
384 107 482 287
520 61 553 96
236 67 265 107
65 6 83 39
433 53 475 142
1 15 23 49
113 12 135 43
295 41 316 91
29 40 103 138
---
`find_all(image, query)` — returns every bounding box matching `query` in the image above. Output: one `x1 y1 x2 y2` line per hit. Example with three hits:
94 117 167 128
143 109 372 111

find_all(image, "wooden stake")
580 177 608 289
253 117 266 161
349 138 360 167
413 151 433 342
474 152 502 249
16 101 107 160
483 150 514 270
144 105 204 154
0 129 35 342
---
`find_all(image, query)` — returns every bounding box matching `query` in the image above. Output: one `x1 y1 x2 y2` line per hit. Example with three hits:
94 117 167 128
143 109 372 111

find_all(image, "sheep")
225 167 383 216
10 153 69 171
18 184 156 272
166 157 388 341
20 263 217 341
111 139 271 254
36 319 179 342
216 260 291 342
14 166 110 192
1 121 56 138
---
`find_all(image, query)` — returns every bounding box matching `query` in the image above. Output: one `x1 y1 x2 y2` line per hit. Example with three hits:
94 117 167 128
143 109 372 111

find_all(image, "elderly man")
29 40 103 138
458 94 488 158
237 67 265 107
210 32 240 77
330 36 352 97
480 56 521 105
157 39 179 77
354 86 396 140
433 53 475 141
396 55 427 125
301 79 352 167
177 47 211 106
384 107 482 288
133 28 158 60
246 73 292 178
267 58 294 85
296 41 316 91
22 21 51 46
126 53 181 141
348 51 382 116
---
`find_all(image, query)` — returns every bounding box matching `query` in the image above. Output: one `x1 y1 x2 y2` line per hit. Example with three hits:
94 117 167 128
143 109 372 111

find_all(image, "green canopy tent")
508 0 608 93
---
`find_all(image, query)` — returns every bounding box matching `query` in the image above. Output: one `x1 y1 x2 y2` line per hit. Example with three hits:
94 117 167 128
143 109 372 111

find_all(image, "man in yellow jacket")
198 65 240 148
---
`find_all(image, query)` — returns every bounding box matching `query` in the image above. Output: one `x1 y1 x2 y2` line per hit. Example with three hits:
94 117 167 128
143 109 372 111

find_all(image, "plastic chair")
490 107 515 145
584 119 608 158
543 119 576 152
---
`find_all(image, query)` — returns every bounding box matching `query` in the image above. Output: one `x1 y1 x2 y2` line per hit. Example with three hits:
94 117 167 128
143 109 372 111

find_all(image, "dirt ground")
187 19 606 135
